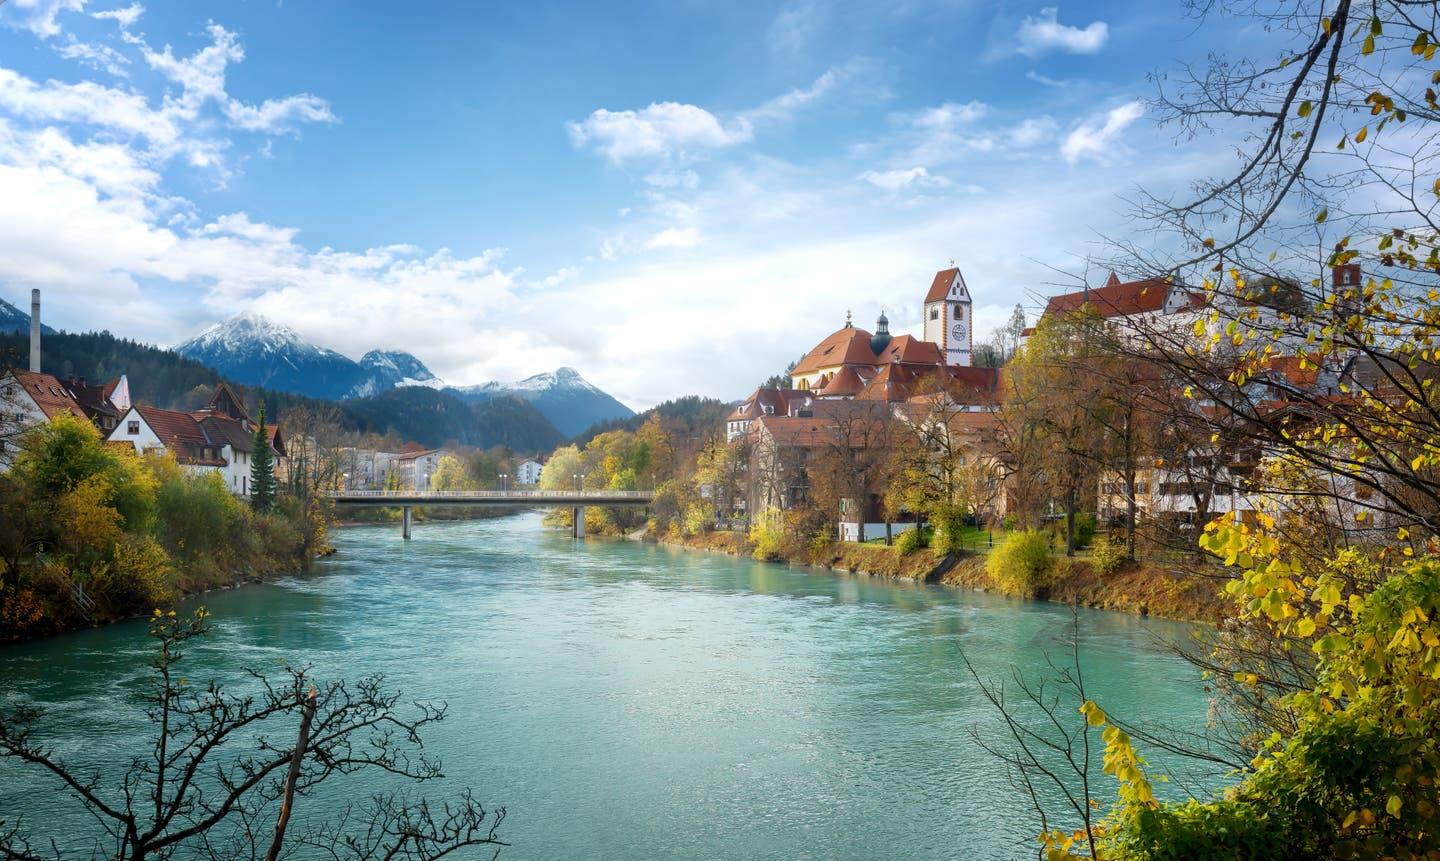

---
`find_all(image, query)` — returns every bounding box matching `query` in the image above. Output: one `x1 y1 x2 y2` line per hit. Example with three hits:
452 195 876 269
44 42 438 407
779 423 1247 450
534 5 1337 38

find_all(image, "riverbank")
645 529 1228 623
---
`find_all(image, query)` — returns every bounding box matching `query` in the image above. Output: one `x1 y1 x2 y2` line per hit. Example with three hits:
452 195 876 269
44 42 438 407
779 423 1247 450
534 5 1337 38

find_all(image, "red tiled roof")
854 364 1000 405
6 369 87 421
820 366 865 397
793 327 879 375
1249 354 1321 389
136 405 208 444
134 405 229 466
878 334 942 366
924 268 961 304
1043 272 1199 320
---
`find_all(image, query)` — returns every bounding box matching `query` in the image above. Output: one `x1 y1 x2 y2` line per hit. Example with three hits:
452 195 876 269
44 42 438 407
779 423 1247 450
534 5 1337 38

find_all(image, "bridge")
322 489 655 539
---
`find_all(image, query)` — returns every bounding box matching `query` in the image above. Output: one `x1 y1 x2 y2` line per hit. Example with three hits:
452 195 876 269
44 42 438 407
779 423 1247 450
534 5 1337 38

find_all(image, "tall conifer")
250 403 277 514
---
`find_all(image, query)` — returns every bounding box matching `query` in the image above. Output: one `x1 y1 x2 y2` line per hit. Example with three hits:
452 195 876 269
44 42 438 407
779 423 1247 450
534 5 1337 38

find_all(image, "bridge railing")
322 489 654 499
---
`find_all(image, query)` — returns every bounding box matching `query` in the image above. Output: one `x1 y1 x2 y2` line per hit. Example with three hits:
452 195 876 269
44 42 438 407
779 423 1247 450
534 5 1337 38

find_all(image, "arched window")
953 304 964 319
929 307 939 321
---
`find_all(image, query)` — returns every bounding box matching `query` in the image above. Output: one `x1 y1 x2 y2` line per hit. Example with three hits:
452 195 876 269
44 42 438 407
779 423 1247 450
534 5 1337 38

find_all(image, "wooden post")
402 506 412 540
266 684 317 861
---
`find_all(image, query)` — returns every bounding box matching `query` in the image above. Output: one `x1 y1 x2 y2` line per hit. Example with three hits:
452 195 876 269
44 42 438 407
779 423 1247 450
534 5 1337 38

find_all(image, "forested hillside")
573 395 731 447
0 332 562 452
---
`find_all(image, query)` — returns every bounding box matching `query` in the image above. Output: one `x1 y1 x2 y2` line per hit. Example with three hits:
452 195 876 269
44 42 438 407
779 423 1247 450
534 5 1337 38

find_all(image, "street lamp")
341 472 349 491
500 473 509 491
573 473 580 491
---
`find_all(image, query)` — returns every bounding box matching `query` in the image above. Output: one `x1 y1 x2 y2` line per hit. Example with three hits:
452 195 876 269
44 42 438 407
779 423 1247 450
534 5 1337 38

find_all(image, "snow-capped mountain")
174 314 441 401
350 350 445 398
0 295 56 336
450 367 634 437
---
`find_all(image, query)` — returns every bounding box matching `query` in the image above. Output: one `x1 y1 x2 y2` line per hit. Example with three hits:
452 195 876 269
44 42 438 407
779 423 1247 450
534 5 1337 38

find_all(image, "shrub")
987 530 1054 597
932 507 969 556
749 509 785 561
1074 511 1097 549
1091 535 1128 577
893 528 923 556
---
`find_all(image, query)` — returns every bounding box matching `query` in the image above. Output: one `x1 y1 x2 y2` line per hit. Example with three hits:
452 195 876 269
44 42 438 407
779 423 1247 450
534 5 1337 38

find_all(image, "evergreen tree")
249 403 277 514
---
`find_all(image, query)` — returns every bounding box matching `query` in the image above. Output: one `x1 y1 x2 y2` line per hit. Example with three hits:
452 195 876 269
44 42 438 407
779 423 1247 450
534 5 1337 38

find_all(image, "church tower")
921 266 972 366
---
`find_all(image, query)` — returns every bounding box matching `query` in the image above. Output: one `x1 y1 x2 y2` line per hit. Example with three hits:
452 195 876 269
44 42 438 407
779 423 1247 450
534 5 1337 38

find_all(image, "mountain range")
174 313 633 437
0 295 56 337
450 368 635 437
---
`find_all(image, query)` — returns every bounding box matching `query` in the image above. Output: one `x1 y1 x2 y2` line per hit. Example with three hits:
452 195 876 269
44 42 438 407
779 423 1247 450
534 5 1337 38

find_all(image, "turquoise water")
0 512 1221 859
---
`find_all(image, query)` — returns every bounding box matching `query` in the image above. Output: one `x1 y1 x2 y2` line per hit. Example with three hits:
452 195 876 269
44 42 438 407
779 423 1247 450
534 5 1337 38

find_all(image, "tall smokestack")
29 289 40 373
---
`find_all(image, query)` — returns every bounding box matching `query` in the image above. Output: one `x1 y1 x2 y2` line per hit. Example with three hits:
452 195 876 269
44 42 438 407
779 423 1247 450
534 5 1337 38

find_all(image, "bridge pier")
572 506 586 539
402 506 412 540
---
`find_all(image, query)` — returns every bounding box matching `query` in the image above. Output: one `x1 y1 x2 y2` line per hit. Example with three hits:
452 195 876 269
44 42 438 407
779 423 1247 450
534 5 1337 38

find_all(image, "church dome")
869 312 892 356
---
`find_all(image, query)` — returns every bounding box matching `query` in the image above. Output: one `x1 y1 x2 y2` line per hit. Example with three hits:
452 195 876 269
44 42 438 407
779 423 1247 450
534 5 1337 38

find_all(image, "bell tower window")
953 304 963 319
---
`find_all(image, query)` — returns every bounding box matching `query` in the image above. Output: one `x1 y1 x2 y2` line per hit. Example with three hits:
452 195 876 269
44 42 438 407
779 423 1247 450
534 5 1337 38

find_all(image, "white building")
516 457 543 485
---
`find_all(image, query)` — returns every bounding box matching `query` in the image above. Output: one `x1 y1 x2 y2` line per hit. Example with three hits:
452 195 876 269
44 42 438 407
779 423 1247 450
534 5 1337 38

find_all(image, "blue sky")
0 0 1263 408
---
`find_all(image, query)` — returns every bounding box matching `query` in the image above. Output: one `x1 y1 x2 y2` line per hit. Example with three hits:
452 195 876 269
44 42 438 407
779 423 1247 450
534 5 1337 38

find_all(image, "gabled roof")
5 369 87 421
65 376 119 422
853 364 1001 405
924 267 964 304
132 405 228 466
394 448 444 462
136 405 209 444
205 382 252 424
793 326 880 375
195 414 254 452
726 388 814 421
877 334 942 366
820 365 866 397
1043 272 1201 320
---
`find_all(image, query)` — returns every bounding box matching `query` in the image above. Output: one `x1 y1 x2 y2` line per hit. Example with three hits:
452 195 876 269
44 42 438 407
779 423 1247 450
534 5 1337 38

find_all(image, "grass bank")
645 527 1227 623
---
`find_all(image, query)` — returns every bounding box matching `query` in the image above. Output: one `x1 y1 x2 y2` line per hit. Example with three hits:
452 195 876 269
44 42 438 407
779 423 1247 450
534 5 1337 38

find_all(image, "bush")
893 528 923 556
1074 511 1097 549
987 530 1054 597
932 507 968 556
749 509 785 561
1091 535 1128 577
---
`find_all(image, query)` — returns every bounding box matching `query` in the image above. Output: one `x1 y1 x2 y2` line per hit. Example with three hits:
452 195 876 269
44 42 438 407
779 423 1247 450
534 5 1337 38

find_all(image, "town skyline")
0 0 1278 409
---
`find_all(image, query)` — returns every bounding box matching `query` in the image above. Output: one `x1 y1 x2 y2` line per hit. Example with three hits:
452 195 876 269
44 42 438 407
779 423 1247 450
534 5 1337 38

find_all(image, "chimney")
29 289 40 373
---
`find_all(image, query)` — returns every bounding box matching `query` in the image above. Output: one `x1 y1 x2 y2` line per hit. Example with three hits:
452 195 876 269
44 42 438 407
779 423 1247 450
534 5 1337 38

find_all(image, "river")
1 512 1224 860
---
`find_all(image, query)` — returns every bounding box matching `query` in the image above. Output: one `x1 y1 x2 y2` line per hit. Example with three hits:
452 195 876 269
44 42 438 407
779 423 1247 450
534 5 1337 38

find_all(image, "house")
1023 271 1206 351
516 458 543 485
0 368 93 466
108 383 286 496
391 448 450 491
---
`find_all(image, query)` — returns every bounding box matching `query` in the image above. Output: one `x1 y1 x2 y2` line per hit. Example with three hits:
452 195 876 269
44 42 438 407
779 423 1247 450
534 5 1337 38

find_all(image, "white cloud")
1061 101 1143 163
1025 70 1070 88
58 35 130 77
644 169 699 189
224 93 336 132
745 61 859 123
3 0 86 38
1016 8 1108 58
566 102 752 163
644 226 701 250
1007 116 1058 147
914 101 987 131
91 3 142 31
767 2 825 54
860 166 950 191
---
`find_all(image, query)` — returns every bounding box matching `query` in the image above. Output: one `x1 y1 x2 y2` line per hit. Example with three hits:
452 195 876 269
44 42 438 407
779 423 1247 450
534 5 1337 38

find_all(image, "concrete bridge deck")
322 489 654 539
